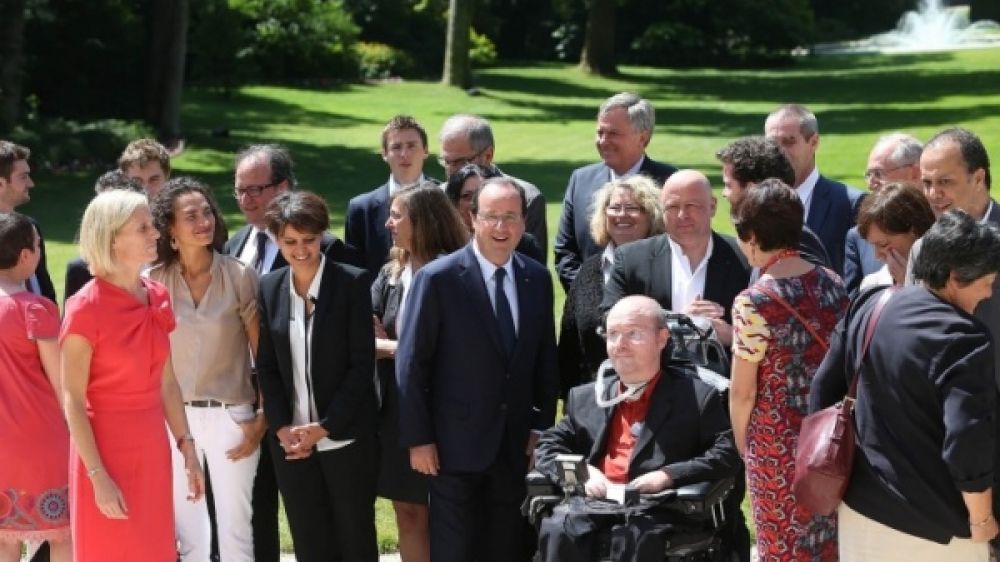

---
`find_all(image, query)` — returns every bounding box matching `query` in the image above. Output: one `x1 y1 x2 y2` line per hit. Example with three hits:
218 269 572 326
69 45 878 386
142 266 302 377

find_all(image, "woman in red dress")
60 190 205 562
728 180 848 561
0 212 70 562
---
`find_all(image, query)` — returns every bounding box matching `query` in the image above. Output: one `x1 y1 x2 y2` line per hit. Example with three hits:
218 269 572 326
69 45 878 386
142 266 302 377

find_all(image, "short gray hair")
768 104 818 139
912 209 1000 289
876 133 923 167
599 93 655 136
439 114 495 153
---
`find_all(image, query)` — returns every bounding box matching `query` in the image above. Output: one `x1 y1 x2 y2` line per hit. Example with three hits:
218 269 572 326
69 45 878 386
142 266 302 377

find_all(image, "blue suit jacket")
395 244 558 473
843 226 883 296
554 157 677 291
807 175 865 275
344 182 393 277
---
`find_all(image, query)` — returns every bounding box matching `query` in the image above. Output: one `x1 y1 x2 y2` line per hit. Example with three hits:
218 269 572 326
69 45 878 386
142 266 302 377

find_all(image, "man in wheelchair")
532 296 742 562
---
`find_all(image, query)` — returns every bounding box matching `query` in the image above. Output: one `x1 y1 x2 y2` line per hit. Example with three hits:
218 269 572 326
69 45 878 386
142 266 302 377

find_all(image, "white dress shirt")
388 173 426 196
601 244 617 284
472 241 519 334
797 167 821 220
238 226 280 273
610 156 645 182
288 256 353 451
667 235 714 312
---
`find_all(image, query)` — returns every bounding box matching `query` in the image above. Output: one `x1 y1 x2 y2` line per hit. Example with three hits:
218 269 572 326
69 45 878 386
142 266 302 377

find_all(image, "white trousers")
838 502 988 562
171 405 260 562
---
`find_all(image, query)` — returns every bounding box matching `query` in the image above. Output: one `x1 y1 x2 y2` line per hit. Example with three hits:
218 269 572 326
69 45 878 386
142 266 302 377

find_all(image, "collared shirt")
147 253 258 404
610 155 646 182
601 371 663 483
288 255 354 451
472 241 519 334
668 235 714 312
601 244 617 284
980 200 995 223
797 167 821 219
238 226 280 274
388 173 426 196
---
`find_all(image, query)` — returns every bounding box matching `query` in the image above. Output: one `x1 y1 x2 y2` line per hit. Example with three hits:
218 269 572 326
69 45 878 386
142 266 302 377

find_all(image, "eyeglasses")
438 147 488 170
234 182 278 198
606 204 643 216
863 165 906 182
596 327 654 345
476 213 523 228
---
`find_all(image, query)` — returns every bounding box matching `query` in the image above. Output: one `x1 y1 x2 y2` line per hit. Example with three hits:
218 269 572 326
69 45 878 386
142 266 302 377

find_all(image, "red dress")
0 293 69 543
732 268 848 562
60 278 176 562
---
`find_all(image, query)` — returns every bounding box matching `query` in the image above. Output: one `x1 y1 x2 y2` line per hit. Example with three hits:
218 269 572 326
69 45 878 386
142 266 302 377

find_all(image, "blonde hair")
79 190 149 277
589 175 664 246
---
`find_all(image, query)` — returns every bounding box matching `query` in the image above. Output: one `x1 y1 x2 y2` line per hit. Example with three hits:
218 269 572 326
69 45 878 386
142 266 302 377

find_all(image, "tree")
0 0 27 133
144 0 190 145
442 0 473 87
579 0 617 75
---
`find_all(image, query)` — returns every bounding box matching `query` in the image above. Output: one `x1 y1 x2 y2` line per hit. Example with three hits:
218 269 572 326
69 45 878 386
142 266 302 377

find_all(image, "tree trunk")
0 0 27 134
579 0 617 76
442 0 473 88
144 0 189 145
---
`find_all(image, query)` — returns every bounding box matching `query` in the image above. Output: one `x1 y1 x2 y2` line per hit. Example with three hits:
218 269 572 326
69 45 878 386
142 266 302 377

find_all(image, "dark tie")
253 231 269 274
494 267 516 358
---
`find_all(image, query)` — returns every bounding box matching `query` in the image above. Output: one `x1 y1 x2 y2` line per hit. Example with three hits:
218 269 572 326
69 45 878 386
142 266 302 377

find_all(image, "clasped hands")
276 423 329 460
583 464 672 499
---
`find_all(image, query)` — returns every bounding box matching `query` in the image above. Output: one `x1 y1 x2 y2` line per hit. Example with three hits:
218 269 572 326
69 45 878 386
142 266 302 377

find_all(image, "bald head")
661 169 716 249
605 296 670 383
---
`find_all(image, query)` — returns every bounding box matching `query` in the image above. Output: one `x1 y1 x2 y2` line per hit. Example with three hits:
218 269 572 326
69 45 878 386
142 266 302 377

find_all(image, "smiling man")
555 93 677 290
396 177 557 562
345 115 432 277
0 141 55 303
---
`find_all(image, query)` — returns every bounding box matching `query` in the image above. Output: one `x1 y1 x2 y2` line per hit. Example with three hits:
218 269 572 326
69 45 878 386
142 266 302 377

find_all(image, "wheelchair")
523 462 734 562
665 312 730 380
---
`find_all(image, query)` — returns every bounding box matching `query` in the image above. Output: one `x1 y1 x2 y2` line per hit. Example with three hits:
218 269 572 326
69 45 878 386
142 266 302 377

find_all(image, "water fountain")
813 0 1000 55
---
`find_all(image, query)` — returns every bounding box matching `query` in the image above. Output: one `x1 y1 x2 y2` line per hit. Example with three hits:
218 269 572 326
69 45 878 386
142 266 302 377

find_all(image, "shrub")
355 41 417 80
469 29 498 66
8 118 154 172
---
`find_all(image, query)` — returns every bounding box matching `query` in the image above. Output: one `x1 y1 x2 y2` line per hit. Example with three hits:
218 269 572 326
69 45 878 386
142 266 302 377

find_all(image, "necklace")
759 248 799 276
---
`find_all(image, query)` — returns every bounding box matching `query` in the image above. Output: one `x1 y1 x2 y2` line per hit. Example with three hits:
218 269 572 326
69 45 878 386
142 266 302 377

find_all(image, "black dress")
557 254 608 398
372 264 429 504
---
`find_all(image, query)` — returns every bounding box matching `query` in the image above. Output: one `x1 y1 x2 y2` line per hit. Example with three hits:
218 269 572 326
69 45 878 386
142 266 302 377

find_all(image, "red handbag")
790 287 895 516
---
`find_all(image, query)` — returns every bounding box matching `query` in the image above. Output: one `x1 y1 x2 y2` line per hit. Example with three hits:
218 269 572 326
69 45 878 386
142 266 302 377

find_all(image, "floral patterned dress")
732 267 848 562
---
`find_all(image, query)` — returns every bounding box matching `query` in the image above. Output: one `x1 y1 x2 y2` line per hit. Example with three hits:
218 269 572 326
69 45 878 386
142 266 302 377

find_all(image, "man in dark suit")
0 141 55 304
843 132 923 294
764 104 865 275
345 115 433 278
438 114 547 257
602 170 750 347
715 136 831 273
534 296 739 562
555 92 677 290
396 177 558 562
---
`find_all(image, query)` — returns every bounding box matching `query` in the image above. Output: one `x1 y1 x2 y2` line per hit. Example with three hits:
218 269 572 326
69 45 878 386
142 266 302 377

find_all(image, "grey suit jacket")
906 200 1000 385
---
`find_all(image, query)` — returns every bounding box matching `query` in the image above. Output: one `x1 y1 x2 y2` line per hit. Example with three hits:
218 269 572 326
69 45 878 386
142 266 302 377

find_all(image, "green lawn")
21 48 1000 551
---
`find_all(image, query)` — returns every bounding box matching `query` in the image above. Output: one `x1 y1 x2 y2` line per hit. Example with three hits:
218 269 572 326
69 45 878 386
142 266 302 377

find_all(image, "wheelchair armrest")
659 477 734 521
526 469 562 497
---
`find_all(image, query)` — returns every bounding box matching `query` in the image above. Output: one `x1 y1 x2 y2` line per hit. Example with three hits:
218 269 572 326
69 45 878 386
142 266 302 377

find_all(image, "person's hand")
885 247 908 285
375 338 398 360
91 470 128 519
629 470 672 494
525 432 540 471
184 451 206 502
373 315 388 339
410 444 440 476
226 414 267 461
287 423 329 459
684 299 725 320
584 465 609 499
276 425 308 461
970 515 999 543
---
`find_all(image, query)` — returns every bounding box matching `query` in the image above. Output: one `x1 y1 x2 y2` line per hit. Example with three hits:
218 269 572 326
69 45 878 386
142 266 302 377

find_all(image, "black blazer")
602 232 750 324
29 218 56 303
395 244 558 472
64 257 92 304
557 254 608 398
345 182 393 278
810 286 996 544
554 157 677 290
807 175 865 275
224 225 363 272
256 259 378 441
535 364 738 487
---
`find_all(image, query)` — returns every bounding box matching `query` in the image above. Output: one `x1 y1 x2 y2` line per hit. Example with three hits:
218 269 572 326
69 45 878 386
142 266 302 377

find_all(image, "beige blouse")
147 252 258 404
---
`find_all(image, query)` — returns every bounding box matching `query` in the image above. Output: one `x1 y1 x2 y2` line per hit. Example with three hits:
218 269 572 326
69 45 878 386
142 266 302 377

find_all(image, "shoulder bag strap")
755 283 830 352
846 287 896 400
